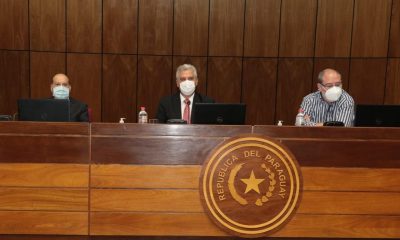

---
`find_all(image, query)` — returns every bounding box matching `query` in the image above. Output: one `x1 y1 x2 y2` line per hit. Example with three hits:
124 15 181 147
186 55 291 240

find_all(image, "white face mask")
179 80 196 96
52 85 70 99
324 86 342 102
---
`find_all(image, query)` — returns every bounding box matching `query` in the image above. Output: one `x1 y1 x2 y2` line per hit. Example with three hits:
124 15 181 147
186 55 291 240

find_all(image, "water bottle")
138 106 148 124
295 109 305 126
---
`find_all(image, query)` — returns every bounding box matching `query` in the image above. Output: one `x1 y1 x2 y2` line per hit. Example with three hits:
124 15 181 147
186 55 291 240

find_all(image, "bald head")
51 73 71 92
318 68 341 84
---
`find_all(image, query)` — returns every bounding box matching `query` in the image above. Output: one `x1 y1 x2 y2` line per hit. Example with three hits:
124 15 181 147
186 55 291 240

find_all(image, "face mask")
52 85 70 99
324 86 342 102
179 80 196 96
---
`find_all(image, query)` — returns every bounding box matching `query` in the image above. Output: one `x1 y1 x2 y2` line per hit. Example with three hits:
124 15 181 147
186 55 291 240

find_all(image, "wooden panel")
276 58 313 125
138 0 173 55
0 50 29 115
91 136 222 164
67 0 101 53
0 211 88 235
0 163 88 188
242 58 277 124
30 52 65 98
29 0 65 51
0 121 89 135
282 139 400 168
91 164 200 189
92 165 400 191
90 212 400 238
389 0 400 57
102 54 137 123
67 53 102 121
174 0 209 56
0 236 88 240
91 189 202 212
244 0 281 57
0 136 89 164
91 123 252 136
172 57 207 95
0 0 29 49
206 57 242 102
315 0 353 57
348 59 387 104
103 0 137 54
279 0 317 57
137 56 172 120
385 58 400 104
351 0 391 57
0 188 88 211
209 0 245 56
313 58 350 89
91 188 400 215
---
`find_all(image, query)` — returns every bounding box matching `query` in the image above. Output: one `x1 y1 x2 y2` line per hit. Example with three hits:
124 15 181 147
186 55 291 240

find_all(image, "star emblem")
240 170 265 194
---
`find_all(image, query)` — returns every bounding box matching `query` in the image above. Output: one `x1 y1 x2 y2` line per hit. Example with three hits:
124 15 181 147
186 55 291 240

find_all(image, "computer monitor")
192 103 246 125
18 99 70 122
354 104 400 127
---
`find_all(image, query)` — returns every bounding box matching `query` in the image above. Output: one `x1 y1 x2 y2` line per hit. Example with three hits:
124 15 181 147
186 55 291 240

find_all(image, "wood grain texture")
138 0 173 55
389 0 400 57
0 0 29 50
0 236 88 240
91 188 400 215
276 58 313 124
279 0 317 57
351 0 392 57
90 212 400 238
30 52 65 98
103 0 137 54
91 123 252 136
0 188 88 211
313 58 350 89
315 0 354 57
0 163 89 187
102 54 137 123
67 0 101 53
385 58 400 104
91 164 200 189
137 56 172 120
67 53 102 121
244 0 281 57
172 57 207 95
0 50 29 115
209 0 245 56
0 121 89 135
242 58 277 124
348 58 387 104
174 0 209 56
206 57 242 102
29 0 65 51
0 211 88 235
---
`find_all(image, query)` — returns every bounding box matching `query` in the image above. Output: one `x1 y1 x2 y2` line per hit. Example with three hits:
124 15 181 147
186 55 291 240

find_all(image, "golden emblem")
199 134 302 238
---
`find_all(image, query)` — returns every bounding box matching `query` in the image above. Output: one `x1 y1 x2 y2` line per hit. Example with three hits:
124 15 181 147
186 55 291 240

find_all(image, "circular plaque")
199 134 302 238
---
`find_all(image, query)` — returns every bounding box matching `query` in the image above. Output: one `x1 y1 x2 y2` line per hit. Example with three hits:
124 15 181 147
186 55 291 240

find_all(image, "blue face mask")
52 85 70 99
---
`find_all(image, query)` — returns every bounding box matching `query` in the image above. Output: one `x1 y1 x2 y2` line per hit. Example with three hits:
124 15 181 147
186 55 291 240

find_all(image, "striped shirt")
300 90 355 127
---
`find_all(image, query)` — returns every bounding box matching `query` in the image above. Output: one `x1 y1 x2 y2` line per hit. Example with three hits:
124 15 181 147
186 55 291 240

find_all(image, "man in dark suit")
51 73 89 122
156 64 214 123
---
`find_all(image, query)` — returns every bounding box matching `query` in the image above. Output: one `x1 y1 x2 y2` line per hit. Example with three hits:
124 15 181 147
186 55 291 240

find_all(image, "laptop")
18 99 70 122
192 103 246 125
354 104 400 127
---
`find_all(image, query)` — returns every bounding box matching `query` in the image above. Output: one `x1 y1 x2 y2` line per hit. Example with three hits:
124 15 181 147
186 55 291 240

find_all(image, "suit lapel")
172 92 182 119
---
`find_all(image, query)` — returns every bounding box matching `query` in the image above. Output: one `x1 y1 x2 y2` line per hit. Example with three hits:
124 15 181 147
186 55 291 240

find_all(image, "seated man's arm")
155 100 167 123
300 98 318 126
334 100 354 127
79 104 89 122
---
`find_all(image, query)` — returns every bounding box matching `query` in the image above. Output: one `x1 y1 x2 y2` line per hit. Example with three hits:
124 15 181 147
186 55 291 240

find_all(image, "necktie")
183 98 191 124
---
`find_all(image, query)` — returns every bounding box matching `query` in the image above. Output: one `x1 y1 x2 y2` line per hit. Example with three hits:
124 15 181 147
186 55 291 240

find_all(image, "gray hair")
176 64 198 80
318 68 341 83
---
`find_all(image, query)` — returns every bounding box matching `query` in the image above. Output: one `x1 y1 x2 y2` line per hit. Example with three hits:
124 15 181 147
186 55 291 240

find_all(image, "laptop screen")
192 103 246 125
18 99 70 122
354 104 400 127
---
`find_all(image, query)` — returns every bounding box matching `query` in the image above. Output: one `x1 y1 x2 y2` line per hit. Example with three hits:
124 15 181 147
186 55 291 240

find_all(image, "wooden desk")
0 122 399 239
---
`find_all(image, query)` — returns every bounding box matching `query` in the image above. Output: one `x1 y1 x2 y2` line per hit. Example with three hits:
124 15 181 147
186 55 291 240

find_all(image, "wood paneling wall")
1 0 400 124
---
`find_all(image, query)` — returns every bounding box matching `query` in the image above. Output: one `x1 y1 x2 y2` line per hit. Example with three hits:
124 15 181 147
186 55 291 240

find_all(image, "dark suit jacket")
69 98 89 122
156 92 215 123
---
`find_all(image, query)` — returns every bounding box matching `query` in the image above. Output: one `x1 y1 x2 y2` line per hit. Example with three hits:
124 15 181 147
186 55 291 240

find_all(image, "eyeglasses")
179 77 195 81
319 82 342 89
